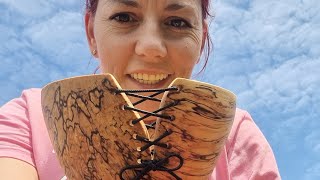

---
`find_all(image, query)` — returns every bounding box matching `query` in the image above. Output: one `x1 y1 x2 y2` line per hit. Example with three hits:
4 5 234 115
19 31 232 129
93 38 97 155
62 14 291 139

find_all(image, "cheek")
99 48 131 81
95 26 134 75
168 38 202 77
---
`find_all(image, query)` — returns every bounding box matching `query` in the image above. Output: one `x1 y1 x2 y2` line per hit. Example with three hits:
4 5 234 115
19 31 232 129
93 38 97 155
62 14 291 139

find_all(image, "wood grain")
151 78 237 179
41 75 237 180
41 74 151 180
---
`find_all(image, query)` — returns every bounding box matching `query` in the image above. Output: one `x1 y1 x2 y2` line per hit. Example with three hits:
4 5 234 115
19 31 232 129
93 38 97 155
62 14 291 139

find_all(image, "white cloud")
211 0 320 67
8 53 48 85
305 162 320 180
249 57 319 107
234 57 320 155
0 0 84 17
0 58 21 77
305 131 320 154
200 1 320 178
0 81 20 103
0 0 53 17
23 11 89 68
0 1 320 179
54 0 81 7
0 2 96 105
0 25 15 54
203 0 320 114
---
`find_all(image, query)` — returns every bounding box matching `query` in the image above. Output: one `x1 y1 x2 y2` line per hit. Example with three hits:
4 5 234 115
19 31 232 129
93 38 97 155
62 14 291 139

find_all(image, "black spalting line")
190 152 220 161
73 90 92 120
167 86 235 121
88 87 104 110
46 81 120 178
152 84 234 178
102 78 119 94
196 85 218 98
169 98 234 122
159 119 229 145
46 78 178 179
70 91 114 177
52 86 69 156
174 84 234 108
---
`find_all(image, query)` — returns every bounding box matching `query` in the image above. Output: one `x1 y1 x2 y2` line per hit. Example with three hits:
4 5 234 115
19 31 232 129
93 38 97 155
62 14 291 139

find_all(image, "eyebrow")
164 2 198 20
164 3 187 11
108 1 196 15
109 0 141 8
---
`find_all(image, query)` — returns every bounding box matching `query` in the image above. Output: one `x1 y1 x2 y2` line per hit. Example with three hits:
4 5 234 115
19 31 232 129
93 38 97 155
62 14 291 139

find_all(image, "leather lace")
115 87 183 180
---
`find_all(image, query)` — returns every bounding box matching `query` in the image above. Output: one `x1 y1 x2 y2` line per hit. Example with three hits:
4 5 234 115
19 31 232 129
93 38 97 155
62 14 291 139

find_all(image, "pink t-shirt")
0 88 281 179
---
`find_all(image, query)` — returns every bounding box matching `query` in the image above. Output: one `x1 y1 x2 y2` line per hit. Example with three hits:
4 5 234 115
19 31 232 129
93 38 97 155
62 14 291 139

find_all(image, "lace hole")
120 104 126 110
174 86 182 92
169 115 175 121
166 143 172 149
132 134 137 139
112 89 119 95
137 147 141 152
137 159 142 164
129 120 135 127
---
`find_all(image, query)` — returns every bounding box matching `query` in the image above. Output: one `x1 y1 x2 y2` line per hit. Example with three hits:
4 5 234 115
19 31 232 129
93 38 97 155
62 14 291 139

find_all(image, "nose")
135 20 167 60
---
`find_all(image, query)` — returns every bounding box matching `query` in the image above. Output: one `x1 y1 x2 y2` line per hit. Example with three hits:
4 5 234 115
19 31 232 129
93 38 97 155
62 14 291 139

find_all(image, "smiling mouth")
129 73 169 85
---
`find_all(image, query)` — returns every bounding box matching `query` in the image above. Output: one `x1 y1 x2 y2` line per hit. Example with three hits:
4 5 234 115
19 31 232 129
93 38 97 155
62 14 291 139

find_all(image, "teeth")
143 74 148 80
130 73 169 85
149 74 156 81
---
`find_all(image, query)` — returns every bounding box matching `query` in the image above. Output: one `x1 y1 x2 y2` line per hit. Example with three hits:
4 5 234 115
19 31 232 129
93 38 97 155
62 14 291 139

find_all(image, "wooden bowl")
41 74 236 180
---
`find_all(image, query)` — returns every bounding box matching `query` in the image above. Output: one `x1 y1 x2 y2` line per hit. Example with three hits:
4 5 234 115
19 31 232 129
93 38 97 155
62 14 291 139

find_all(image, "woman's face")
86 0 206 90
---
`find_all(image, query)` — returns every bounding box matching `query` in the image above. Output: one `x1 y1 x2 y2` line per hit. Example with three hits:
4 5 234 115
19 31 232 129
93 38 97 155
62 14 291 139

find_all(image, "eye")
165 18 192 29
110 13 136 23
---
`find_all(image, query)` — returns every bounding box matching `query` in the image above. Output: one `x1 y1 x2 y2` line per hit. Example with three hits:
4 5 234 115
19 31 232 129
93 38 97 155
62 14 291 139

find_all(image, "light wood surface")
151 78 236 179
41 74 236 180
41 74 150 179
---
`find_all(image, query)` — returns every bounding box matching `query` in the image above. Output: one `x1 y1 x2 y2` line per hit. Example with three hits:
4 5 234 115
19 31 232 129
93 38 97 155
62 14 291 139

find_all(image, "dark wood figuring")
151 78 236 179
41 74 236 180
41 74 150 179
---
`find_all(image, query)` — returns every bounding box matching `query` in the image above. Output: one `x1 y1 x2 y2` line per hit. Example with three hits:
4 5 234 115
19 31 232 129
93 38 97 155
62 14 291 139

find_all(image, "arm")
0 97 39 180
0 158 38 180
227 110 281 179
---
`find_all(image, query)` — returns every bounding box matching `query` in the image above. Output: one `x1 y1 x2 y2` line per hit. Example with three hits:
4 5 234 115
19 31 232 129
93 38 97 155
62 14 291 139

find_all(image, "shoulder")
230 108 255 136
20 88 42 100
0 88 43 168
2 88 43 106
0 88 43 133
14 88 42 110
225 108 281 179
226 108 264 152
233 108 252 125
228 108 257 140
1 88 40 109
0 88 42 118
0 87 43 126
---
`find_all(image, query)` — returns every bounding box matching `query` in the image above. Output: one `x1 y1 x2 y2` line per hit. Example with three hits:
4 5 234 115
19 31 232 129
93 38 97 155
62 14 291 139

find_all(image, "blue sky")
0 0 319 179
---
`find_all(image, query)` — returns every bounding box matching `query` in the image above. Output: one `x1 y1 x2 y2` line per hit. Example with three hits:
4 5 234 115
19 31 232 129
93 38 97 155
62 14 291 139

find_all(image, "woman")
0 0 280 179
